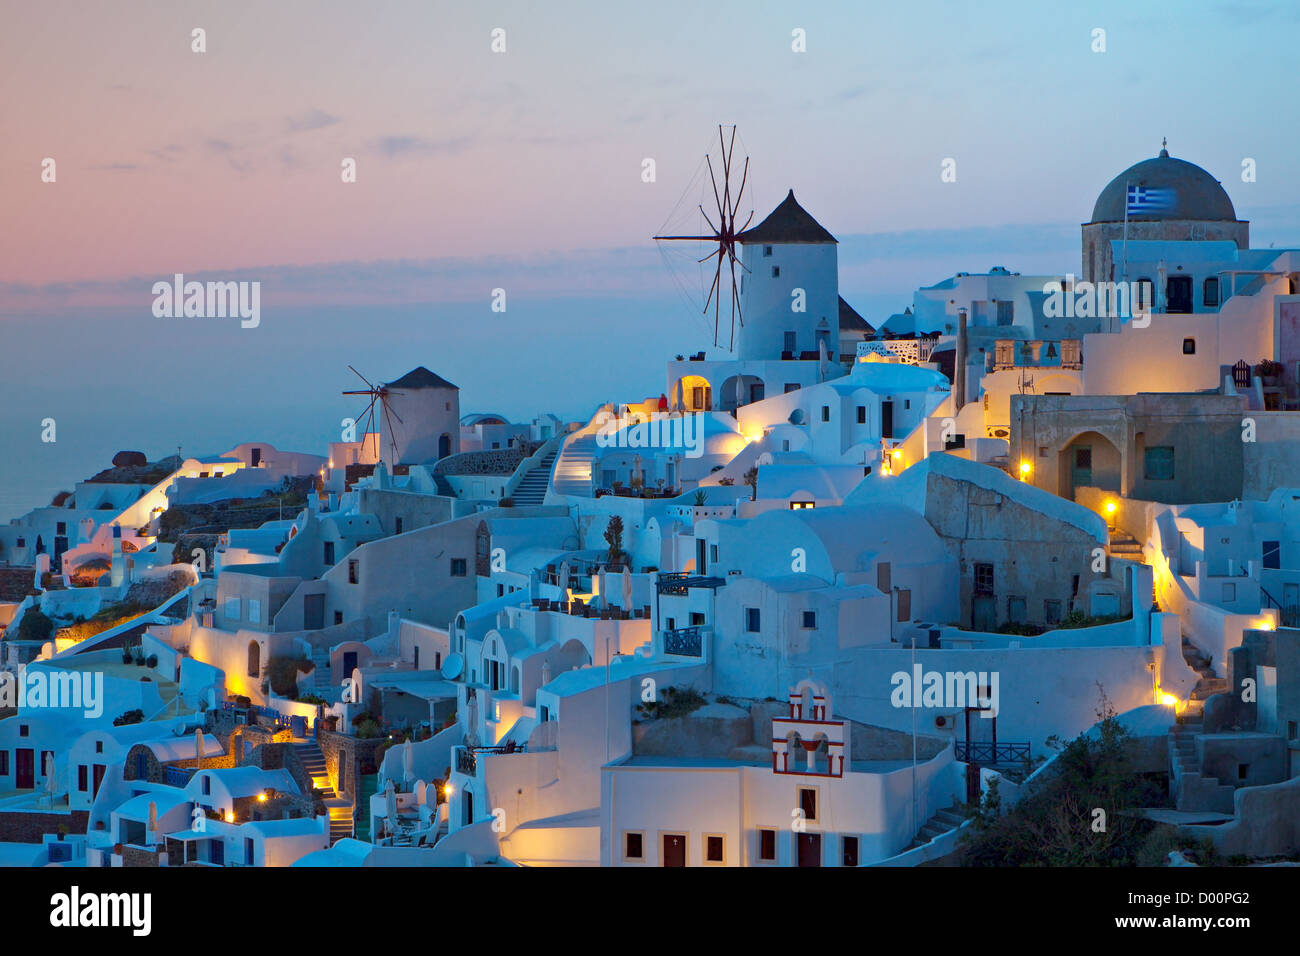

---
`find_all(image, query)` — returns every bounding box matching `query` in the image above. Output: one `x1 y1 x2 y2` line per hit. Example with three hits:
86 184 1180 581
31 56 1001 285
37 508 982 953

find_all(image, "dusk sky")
3 0 1299 516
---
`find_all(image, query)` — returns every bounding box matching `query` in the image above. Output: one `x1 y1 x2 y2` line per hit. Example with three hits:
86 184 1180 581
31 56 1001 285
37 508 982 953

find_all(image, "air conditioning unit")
934 714 957 730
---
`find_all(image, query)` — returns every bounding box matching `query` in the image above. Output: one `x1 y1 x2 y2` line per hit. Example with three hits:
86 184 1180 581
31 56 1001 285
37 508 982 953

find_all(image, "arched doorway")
719 374 764 413
673 375 713 412
438 434 452 459
1059 430 1122 499
247 641 261 679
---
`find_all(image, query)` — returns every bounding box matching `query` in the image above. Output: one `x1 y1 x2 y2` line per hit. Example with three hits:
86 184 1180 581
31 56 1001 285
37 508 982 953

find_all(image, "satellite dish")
441 653 464 681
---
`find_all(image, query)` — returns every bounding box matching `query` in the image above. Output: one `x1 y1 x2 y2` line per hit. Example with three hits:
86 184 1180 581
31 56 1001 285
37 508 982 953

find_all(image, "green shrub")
16 609 54 643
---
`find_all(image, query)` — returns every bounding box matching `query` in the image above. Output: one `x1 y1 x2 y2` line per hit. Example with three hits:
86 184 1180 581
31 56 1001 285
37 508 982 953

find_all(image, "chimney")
954 308 968 413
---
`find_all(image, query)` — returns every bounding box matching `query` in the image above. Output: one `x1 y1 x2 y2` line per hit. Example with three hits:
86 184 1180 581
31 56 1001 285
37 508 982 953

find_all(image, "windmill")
342 366 404 465
654 125 754 351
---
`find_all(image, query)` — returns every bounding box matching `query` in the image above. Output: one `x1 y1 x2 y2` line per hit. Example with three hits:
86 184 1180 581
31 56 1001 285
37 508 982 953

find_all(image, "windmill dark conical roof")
738 189 837 244
385 366 459 390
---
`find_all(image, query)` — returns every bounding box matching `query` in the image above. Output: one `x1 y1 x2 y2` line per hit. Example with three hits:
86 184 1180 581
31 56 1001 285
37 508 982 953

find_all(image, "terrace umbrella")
673 378 684 412
384 778 398 837
45 760 58 808
402 740 414 789
598 566 608 608
147 800 158 845
557 560 571 596
621 566 633 612
540 659 551 687
195 729 205 770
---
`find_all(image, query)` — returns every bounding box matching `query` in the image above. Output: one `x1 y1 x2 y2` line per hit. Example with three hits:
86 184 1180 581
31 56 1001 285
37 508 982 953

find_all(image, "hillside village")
4 143 1300 867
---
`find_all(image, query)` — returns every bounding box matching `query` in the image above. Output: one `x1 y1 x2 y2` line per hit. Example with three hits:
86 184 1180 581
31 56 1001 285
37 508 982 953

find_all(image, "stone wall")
0 810 90 843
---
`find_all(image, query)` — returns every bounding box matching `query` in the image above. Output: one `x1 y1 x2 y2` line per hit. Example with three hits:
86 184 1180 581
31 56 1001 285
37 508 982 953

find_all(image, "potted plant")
1256 359 1284 386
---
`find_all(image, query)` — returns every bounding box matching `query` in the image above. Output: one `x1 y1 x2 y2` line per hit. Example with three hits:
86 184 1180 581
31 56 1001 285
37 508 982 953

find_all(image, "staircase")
295 741 353 845
904 801 967 851
510 449 558 506
1168 717 1235 813
1107 529 1143 561
354 773 380 843
1180 637 1230 718
551 435 599 497
310 648 333 698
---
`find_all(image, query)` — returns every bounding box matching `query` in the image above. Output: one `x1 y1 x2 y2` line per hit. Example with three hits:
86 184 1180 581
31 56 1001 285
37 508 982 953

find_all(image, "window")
763 245 773 257
1263 541 1281 570
704 834 725 865
789 500 815 510
856 405 866 424
450 558 467 577
974 562 994 595
1144 446 1175 480
802 610 817 629
841 835 859 867
95 741 103 754
15 537 23 548
247 599 261 625
784 383 799 393
56 522 66 535
78 766 88 792
797 787 818 823
19 725 28 738
1044 599 1062 624
1222 583 1236 602
348 560 358 584
225 598 241 621
623 832 645 862
690 612 706 626
1182 337 1196 354
245 838 255 866
783 331 796 354
333 611 343 626
394 517 403 534
745 608 761 633
323 541 335 565
758 828 777 862
771 266 780 278
1203 277 1220 308
0 751 8 775
877 562 891 592
821 406 830 422
1238 763 1249 780
202 775 211 796
710 544 718 563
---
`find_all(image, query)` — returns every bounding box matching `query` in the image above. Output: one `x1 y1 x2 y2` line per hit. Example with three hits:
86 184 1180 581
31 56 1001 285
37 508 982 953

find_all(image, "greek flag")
1127 185 1175 214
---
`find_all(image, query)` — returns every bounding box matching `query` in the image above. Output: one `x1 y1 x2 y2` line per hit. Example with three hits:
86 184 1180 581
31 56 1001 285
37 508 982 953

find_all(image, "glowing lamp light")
442 782 454 797
891 449 903 461
1160 693 1179 708
1018 460 1032 478
257 792 267 802
224 811 235 823
1104 500 1117 516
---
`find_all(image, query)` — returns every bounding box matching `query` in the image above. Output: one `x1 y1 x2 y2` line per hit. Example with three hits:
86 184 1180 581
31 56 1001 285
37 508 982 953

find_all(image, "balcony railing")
656 571 727 595
663 625 704 657
955 741 1030 764
164 765 196 788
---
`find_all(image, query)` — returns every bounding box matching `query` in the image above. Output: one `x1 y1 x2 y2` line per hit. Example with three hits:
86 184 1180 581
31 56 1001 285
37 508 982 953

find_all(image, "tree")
17 608 54 643
604 515 625 567
743 466 759 501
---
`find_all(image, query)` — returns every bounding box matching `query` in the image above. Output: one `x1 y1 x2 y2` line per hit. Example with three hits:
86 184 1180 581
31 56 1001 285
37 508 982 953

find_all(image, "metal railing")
663 626 704 657
955 741 1030 764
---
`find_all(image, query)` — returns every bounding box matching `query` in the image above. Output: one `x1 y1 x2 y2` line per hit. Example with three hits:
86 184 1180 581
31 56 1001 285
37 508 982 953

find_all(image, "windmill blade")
697 247 722 265
697 204 719 236
347 365 376 391
704 153 726 229
381 396 404 425
732 156 750 225
380 398 402 463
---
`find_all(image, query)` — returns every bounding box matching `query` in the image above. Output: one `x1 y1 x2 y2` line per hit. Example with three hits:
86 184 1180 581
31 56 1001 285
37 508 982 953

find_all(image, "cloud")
285 108 341 133
368 135 472 157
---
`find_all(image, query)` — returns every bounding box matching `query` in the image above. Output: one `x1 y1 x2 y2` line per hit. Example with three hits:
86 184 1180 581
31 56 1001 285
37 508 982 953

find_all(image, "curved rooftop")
1090 144 1237 224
